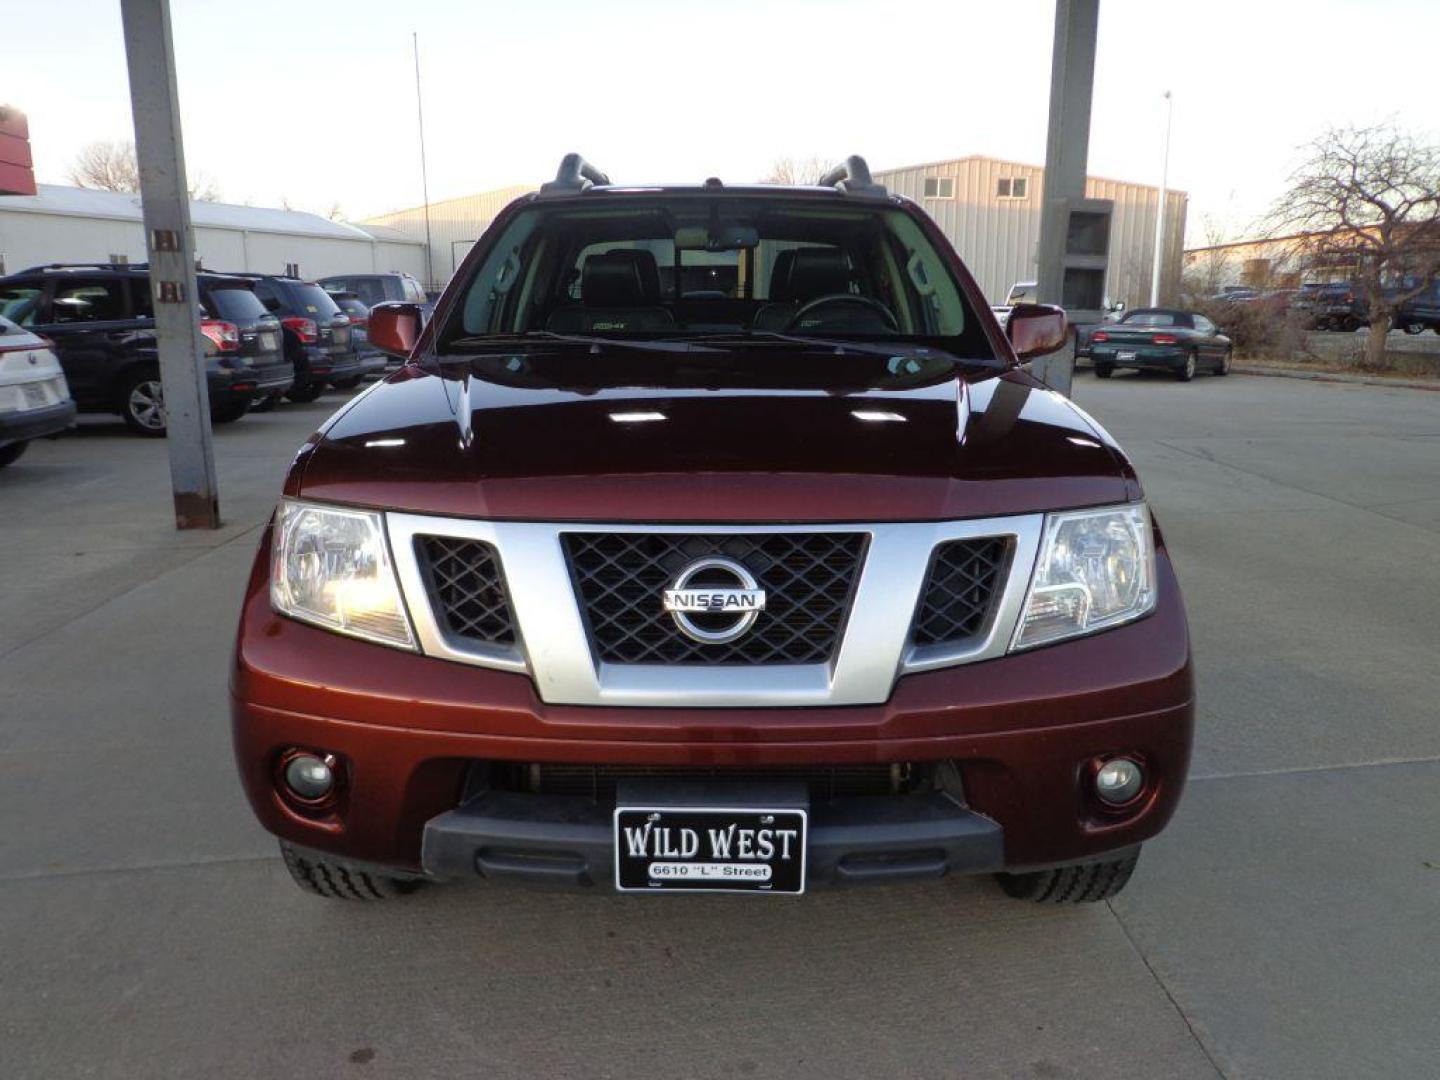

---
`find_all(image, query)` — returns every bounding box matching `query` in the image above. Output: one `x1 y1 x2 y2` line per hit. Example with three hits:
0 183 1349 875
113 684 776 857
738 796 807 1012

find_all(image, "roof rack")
18 261 147 274
537 153 611 199
818 155 888 200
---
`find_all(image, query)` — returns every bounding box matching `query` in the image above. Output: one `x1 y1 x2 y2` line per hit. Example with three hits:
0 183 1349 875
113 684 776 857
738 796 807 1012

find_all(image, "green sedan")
1089 308 1233 382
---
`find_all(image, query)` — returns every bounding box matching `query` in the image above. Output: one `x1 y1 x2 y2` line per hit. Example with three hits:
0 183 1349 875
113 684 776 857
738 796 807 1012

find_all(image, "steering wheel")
786 294 899 333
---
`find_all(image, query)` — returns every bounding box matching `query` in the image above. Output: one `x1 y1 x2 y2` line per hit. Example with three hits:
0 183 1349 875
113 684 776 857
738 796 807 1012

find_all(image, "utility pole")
121 0 219 529
1033 0 1101 397
413 32 435 293
1150 90 1174 307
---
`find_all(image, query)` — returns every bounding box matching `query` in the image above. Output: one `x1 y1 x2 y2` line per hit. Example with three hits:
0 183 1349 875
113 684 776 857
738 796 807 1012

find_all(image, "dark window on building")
923 177 954 199
998 177 1029 199
1062 267 1106 311
1066 211 1110 257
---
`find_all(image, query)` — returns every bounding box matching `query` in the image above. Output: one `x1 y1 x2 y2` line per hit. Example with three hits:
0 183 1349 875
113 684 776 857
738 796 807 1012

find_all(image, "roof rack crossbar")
819 155 888 200
538 153 611 198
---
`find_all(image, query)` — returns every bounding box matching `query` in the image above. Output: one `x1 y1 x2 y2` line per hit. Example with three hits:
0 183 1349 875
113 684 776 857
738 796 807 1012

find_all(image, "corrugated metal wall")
873 157 1187 307
360 185 534 289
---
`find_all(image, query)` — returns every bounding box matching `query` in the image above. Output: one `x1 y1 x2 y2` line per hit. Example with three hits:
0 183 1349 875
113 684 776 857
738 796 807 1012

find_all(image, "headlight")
270 500 415 649
1011 502 1156 650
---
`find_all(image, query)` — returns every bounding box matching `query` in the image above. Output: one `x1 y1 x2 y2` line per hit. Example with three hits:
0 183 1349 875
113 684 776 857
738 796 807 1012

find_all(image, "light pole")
413 32 434 292
1149 89 1173 307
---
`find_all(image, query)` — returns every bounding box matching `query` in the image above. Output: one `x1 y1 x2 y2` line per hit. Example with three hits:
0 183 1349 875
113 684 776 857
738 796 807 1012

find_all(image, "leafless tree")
760 154 834 186
68 139 139 192
69 138 222 201
1268 124 1440 368
325 201 346 222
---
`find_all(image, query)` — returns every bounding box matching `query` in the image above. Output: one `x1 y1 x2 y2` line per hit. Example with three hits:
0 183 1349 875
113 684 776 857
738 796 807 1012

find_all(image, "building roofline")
871 154 1188 198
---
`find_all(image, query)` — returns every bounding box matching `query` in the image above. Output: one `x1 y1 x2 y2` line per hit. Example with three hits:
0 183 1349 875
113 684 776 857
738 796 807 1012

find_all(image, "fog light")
284 753 335 800
1094 757 1144 805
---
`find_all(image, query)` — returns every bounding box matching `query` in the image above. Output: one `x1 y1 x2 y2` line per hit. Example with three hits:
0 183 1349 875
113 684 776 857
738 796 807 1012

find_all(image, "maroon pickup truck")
231 155 1193 903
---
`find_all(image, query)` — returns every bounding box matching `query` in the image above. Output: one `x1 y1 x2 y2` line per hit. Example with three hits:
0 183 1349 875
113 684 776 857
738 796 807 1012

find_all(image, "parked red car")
232 155 1193 903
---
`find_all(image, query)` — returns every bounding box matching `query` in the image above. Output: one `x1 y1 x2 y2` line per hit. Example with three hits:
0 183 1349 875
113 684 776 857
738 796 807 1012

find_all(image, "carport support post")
121 0 220 529
1033 0 1100 398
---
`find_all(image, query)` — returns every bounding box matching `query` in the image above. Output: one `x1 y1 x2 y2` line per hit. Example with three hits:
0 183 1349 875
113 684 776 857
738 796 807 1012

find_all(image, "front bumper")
0 398 77 446
232 531 1194 884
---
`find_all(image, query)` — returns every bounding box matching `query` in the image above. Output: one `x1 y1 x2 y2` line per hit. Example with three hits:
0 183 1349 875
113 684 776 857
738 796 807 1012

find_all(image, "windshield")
442 196 988 356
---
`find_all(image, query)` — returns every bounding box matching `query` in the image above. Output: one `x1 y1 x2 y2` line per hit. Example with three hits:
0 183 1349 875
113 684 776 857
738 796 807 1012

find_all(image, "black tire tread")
997 849 1139 903
279 841 419 900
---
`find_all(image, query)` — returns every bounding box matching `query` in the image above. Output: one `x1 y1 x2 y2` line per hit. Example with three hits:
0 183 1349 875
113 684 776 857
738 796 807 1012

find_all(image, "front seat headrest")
786 249 853 300
582 249 661 306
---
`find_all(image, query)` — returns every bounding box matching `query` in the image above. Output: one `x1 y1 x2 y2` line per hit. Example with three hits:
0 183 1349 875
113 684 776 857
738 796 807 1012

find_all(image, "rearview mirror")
1006 303 1067 360
368 301 421 359
674 224 759 251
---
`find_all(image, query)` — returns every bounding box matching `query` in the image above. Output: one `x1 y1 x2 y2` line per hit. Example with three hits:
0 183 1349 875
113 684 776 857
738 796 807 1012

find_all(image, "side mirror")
368 301 421 359
1006 302 1067 360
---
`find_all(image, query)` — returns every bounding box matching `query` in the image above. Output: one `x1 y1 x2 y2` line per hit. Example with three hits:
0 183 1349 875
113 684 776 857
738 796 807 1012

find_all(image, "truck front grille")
562 531 866 665
911 537 1010 646
416 536 517 648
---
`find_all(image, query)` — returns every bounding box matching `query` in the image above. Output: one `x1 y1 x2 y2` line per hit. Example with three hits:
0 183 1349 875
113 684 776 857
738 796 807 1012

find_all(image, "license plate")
21 383 48 409
259 332 277 351
1117 350 1137 362
614 805 807 894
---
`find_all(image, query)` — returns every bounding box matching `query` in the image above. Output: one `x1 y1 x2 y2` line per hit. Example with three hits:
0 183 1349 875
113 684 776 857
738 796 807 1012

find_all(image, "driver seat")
753 248 854 331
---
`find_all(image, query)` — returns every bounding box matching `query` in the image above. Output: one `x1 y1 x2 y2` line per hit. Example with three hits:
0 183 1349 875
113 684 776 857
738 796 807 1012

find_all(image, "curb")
1232 365 1440 393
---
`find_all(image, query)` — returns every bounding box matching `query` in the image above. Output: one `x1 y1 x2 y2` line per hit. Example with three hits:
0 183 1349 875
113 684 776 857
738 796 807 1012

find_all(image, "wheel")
210 396 251 424
1402 321 1426 335
118 370 167 436
1215 347 1232 376
0 441 28 468
1338 316 1360 332
330 375 363 390
279 841 422 900
1176 350 1196 382
249 391 282 413
1093 363 1114 379
284 382 325 404
996 849 1140 903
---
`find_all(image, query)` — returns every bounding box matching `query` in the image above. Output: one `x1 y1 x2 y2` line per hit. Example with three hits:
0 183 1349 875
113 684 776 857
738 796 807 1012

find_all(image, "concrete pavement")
1 373 1437 1079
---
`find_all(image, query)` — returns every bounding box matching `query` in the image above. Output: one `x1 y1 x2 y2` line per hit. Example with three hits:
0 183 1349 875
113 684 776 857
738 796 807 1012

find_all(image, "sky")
7 0 1439 245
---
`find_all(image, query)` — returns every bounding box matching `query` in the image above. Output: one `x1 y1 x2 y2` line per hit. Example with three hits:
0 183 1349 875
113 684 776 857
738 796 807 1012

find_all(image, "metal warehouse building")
0 185 426 282
360 156 1186 306
872 156 1187 307
362 185 533 291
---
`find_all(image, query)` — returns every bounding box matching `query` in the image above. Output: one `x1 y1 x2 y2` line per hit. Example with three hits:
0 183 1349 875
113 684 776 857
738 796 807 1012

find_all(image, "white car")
0 315 75 467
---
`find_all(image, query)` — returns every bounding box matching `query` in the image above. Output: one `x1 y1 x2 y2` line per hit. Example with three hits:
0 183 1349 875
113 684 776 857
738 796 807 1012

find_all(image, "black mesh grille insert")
562 532 867 665
416 536 517 648
911 537 1010 646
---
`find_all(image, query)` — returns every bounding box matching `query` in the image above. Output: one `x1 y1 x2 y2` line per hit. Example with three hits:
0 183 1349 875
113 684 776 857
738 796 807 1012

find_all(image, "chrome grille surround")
385 514 1044 708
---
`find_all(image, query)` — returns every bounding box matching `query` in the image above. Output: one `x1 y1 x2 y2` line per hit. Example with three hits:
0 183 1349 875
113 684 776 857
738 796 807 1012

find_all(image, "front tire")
1402 321 1426 335
1094 363 1114 379
279 841 422 900
997 849 1140 903
0 441 28 468
1215 347 1232 376
330 375 364 390
1176 351 1196 382
118 370 167 437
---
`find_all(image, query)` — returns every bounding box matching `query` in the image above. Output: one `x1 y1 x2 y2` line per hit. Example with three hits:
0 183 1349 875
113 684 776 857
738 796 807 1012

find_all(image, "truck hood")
293 349 1139 522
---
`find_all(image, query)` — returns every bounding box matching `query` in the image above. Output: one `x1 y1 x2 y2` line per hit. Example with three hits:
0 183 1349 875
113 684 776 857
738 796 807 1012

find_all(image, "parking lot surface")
2 372 1438 1079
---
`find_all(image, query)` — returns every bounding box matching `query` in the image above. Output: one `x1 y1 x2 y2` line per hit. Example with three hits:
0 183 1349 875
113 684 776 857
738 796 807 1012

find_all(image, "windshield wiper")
688 329 1007 369
447 331 721 354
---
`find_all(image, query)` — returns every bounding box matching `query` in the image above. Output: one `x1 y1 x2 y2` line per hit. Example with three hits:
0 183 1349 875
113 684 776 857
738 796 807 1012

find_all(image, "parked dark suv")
322 290 389 384
0 264 292 436
318 271 431 316
233 155 1194 906
231 275 361 404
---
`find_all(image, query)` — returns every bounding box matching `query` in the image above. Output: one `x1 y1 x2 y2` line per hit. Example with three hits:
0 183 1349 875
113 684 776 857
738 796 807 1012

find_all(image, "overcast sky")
8 0 1438 244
